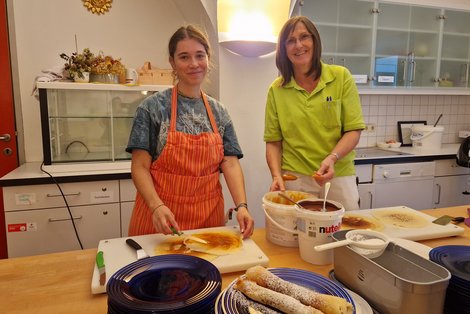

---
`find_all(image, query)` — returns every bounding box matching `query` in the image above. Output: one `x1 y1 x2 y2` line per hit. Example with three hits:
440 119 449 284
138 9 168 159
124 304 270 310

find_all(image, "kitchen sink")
355 148 412 158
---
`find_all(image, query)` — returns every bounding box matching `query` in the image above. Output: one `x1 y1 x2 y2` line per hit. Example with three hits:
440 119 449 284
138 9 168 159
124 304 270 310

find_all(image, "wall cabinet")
302 0 470 89
37 82 167 165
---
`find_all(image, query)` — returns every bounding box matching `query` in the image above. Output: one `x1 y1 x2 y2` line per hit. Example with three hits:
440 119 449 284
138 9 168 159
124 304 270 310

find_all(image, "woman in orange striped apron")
126 25 254 239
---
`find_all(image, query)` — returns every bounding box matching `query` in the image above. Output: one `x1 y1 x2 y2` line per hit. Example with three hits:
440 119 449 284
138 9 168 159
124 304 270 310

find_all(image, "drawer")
435 159 470 176
3 180 119 211
356 164 373 183
120 179 136 202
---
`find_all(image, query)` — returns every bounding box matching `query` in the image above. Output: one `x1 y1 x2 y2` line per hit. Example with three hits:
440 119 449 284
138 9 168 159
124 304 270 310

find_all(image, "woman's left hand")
236 207 254 239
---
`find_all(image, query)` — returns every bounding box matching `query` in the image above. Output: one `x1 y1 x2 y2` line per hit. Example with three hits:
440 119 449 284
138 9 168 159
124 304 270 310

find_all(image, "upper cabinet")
301 0 470 90
303 0 375 78
439 10 470 88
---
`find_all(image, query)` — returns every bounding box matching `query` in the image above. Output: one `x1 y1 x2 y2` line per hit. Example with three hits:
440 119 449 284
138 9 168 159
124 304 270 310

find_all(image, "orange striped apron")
128 87 225 236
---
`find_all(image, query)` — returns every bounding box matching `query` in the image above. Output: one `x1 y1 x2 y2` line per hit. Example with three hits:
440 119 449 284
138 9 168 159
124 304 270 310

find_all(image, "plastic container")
332 230 451 314
410 125 444 151
262 191 314 247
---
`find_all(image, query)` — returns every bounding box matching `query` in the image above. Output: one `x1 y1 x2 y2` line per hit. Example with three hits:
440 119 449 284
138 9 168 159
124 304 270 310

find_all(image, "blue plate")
430 245 470 282
107 254 221 314
217 267 355 314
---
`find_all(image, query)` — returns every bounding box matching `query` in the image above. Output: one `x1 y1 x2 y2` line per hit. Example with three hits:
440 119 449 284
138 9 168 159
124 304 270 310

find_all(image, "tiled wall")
358 94 470 147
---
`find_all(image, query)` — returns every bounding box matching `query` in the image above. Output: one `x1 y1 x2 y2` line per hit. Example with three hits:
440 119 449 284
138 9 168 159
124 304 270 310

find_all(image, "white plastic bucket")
264 197 345 265
262 191 315 247
410 125 444 151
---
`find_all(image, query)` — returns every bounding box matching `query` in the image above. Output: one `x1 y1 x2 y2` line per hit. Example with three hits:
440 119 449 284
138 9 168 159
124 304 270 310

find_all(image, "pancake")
184 230 243 256
154 237 217 261
341 213 385 231
371 208 430 228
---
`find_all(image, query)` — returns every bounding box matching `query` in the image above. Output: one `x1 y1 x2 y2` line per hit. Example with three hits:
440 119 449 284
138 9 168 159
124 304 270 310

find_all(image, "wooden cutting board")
343 206 464 240
91 225 269 294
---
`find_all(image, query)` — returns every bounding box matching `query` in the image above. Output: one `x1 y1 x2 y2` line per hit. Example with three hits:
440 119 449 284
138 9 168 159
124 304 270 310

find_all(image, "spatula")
170 227 208 244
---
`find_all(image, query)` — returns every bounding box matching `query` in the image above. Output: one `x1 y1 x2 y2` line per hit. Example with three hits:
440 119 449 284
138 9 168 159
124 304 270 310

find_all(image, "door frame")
0 0 19 259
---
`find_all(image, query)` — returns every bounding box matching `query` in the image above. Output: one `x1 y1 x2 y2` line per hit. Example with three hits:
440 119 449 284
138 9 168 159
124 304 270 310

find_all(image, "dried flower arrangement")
91 52 126 76
60 48 95 80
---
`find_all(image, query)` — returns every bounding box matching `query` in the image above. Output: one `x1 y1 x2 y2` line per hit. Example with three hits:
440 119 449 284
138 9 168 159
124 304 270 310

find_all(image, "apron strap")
171 86 220 134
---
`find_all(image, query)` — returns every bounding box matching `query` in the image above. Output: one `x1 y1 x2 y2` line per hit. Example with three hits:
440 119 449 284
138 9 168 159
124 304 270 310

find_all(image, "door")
433 175 470 208
0 0 19 259
375 3 441 87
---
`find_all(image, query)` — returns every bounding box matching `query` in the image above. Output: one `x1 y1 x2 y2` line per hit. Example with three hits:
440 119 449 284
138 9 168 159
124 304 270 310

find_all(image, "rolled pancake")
234 279 324 314
245 266 353 314
183 230 243 256
371 208 429 228
341 213 384 231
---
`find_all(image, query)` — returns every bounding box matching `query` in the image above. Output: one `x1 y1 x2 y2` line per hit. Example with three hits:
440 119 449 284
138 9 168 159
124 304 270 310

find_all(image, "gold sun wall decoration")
83 0 112 15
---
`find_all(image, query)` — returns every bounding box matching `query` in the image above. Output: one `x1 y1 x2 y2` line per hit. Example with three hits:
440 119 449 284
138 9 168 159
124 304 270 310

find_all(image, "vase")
90 73 120 84
74 72 90 83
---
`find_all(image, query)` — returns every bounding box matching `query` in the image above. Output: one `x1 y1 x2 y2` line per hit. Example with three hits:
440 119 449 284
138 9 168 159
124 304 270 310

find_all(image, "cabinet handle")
46 192 81 197
368 191 373 209
402 60 408 82
49 215 83 222
434 184 441 204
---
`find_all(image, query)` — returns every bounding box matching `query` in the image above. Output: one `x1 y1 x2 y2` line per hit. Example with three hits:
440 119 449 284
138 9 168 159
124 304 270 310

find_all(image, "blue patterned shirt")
126 88 243 161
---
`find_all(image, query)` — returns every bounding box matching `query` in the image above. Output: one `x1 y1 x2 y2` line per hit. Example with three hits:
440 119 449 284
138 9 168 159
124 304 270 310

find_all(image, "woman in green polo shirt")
264 16 365 210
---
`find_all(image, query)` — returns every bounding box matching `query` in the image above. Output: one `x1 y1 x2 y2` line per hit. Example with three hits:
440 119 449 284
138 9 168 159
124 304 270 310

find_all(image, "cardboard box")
137 62 173 85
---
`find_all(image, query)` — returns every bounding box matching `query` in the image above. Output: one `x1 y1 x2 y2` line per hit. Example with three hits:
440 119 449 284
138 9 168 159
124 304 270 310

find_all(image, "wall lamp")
217 0 290 58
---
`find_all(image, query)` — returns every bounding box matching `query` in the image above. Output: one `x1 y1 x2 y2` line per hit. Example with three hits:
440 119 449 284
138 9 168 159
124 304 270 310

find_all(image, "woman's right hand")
151 205 180 235
270 175 286 191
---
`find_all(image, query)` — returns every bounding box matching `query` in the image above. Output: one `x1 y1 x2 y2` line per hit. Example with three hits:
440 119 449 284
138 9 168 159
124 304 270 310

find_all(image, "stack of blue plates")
107 254 221 314
215 267 355 314
429 245 470 314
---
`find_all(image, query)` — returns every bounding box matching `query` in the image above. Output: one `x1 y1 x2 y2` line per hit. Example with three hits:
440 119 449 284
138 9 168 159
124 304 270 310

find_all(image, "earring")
172 70 178 80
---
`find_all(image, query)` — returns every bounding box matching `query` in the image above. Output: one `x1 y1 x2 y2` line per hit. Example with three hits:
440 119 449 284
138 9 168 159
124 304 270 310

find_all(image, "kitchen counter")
0 206 468 314
0 144 463 186
354 143 461 165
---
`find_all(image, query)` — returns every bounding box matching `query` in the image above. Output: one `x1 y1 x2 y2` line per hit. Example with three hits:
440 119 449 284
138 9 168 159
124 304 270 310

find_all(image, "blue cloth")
126 88 243 161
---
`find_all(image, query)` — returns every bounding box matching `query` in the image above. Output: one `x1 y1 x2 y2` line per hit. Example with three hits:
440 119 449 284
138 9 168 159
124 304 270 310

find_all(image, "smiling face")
285 22 314 73
169 38 208 89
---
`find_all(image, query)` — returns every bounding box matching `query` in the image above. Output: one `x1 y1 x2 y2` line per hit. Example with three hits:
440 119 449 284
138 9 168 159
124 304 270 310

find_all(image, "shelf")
36 81 171 92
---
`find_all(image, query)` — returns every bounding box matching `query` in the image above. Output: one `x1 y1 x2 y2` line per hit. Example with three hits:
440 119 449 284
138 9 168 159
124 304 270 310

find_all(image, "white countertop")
0 161 131 182
355 143 460 161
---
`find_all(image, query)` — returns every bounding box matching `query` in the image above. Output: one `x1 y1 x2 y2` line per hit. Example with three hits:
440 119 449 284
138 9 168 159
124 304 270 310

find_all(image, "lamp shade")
217 0 289 57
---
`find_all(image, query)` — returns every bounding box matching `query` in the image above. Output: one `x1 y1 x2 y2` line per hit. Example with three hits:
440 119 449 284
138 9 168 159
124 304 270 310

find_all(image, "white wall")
9 0 215 162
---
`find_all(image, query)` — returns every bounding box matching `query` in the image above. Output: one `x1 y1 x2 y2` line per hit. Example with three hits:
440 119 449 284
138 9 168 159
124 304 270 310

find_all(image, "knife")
126 238 150 260
432 215 465 225
96 251 106 286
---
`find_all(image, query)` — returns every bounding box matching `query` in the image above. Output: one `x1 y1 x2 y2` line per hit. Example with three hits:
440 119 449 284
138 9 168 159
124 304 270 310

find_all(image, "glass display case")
37 82 168 165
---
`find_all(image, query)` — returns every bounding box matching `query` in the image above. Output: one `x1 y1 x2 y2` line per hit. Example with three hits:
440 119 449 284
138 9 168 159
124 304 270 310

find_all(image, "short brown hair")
276 16 322 86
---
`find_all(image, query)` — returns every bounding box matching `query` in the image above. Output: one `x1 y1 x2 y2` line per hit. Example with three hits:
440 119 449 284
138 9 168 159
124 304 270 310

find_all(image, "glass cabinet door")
439 9 470 88
302 0 375 86
42 89 151 164
375 3 441 87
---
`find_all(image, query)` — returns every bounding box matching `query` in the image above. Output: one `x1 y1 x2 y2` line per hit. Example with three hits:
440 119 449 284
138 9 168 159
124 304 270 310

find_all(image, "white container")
264 197 345 265
410 125 444 151
262 191 314 247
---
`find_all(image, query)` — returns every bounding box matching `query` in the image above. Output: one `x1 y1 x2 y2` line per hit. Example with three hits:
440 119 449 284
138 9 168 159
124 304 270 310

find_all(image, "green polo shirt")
264 62 365 177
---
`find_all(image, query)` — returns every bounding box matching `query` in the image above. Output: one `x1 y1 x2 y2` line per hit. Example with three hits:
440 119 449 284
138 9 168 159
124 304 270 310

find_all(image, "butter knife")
96 251 106 286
